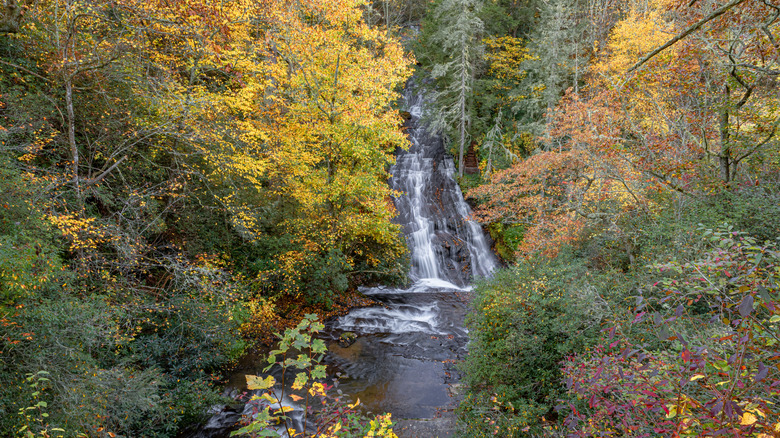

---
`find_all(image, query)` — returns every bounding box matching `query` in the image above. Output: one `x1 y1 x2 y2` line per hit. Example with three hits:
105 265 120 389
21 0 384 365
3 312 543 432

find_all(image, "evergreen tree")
425 0 485 177
515 0 587 141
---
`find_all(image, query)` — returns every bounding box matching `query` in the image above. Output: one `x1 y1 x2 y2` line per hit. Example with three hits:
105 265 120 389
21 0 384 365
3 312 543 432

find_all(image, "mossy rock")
338 332 357 348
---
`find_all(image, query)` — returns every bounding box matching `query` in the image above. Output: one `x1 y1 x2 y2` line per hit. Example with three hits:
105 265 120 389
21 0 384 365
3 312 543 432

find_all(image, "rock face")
389 85 497 287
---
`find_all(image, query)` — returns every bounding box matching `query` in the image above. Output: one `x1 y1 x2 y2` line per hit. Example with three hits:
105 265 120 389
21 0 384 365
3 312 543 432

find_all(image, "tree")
199 0 413 300
511 0 589 140
426 0 485 177
593 0 779 185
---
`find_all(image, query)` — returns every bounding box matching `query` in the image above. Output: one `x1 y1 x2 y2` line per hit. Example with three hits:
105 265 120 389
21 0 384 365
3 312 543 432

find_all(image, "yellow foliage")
187 0 414 290
484 35 537 102
246 375 276 391
47 212 112 252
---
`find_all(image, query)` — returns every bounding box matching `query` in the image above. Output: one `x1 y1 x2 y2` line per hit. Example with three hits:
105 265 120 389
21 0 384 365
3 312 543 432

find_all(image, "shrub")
458 254 603 436
233 314 397 438
560 225 780 436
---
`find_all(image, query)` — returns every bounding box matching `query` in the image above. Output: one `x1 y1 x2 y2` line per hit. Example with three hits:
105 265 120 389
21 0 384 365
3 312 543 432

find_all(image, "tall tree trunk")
719 84 731 183
66 77 80 202
458 48 467 178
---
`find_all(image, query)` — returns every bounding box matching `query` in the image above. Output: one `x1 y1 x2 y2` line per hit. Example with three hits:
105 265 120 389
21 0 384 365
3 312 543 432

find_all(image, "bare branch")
734 63 780 75
83 155 128 187
734 116 780 165
627 0 749 73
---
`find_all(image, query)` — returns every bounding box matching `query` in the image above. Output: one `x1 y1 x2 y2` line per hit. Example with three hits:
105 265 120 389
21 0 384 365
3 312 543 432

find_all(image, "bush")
0 266 245 437
487 222 525 262
234 314 397 438
458 254 604 436
560 225 780 437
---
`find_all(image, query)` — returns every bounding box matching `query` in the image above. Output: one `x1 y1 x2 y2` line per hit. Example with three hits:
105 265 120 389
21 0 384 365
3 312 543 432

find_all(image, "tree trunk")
66 75 81 203
719 84 731 183
458 48 467 178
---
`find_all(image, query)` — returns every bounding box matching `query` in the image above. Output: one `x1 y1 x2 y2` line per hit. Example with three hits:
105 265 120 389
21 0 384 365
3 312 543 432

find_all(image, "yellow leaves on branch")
31 0 413 288
194 0 414 282
593 2 674 83
484 35 537 99
246 374 275 391
48 212 112 252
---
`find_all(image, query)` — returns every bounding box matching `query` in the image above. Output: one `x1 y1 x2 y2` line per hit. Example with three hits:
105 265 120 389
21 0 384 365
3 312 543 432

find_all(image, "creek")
189 83 497 438
324 84 498 429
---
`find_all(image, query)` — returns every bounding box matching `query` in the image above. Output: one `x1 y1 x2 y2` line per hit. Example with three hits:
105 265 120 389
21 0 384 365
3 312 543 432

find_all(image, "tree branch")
627 0 749 73
83 155 128 188
734 63 780 75
0 59 50 83
734 117 780 165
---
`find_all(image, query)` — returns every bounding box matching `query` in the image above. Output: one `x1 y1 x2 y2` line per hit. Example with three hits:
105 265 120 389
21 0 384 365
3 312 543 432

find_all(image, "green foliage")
0 158 66 305
706 188 780 243
0 286 238 437
233 314 397 438
458 254 603 436
486 223 525 262
16 371 65 438
478 0 527 37
457 172 482 193
0 236 64 305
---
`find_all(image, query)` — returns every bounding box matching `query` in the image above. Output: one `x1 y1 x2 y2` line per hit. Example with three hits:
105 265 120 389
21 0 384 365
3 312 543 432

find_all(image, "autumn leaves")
209 0 415 299
469 0 779 260
125 0 415 300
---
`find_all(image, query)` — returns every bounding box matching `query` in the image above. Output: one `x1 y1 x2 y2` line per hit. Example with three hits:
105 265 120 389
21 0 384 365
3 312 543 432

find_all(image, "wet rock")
187 405 242 438
394 416 456 438
338 331 357 347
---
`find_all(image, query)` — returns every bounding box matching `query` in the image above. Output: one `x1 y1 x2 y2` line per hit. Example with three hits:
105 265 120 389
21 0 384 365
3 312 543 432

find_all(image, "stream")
325 84 498 430
189 83 497 438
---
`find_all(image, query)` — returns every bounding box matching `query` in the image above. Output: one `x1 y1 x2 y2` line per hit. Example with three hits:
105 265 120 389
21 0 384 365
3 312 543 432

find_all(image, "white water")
337 84 497 335
388 87 498 288
329 83 499 421
337 303 441 335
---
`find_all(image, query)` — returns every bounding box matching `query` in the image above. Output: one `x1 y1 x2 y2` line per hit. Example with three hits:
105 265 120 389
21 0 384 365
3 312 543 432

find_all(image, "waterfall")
389 84 498 288
189 82 500 437
329 82 499 425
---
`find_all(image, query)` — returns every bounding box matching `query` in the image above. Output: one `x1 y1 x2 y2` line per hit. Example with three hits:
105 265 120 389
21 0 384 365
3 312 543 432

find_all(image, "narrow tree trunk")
719 84 731 183
384 0 390 32
61 0 81 205
458 49 467 178
485 139 493 178
66 75 81 203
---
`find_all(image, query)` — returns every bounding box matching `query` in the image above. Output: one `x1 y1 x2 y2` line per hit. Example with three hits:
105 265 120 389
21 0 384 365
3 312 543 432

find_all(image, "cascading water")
327 82 498 435
188 82 498 438
390 87 497 286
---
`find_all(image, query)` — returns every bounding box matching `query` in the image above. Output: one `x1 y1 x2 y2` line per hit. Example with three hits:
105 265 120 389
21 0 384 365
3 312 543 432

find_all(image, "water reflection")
325 283 469 419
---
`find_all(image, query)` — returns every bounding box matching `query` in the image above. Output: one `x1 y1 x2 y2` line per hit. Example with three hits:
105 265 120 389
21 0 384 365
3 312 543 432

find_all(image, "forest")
0 0 778 436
